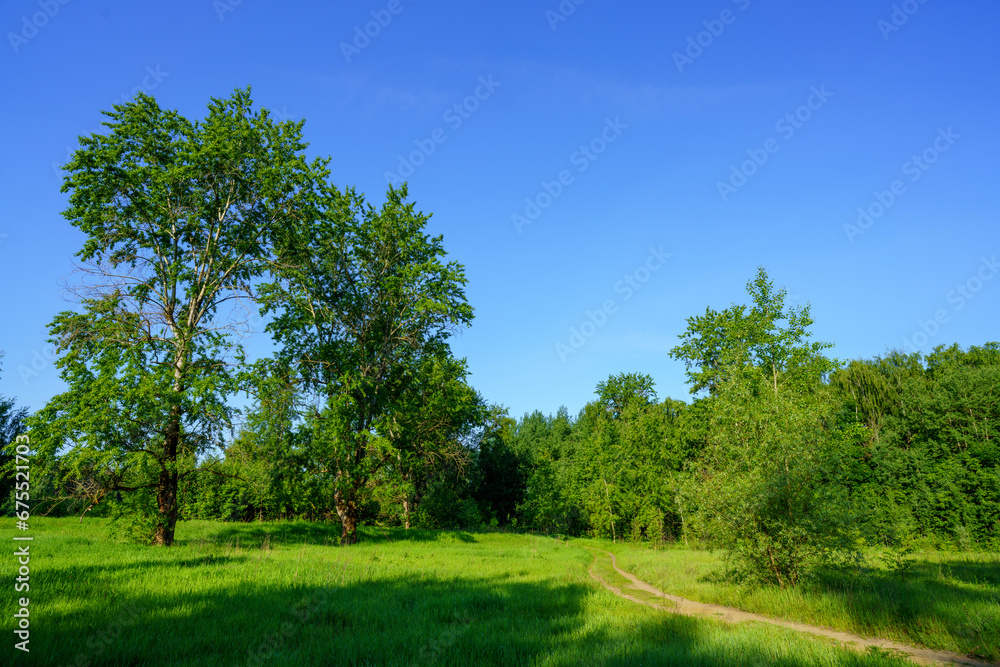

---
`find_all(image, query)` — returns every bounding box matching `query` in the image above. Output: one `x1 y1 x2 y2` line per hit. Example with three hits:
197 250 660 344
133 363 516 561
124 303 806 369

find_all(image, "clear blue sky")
1 0 998 422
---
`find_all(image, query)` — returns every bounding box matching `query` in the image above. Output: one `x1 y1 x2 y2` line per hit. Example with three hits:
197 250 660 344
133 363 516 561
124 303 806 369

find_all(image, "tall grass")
0 519 917 666
599 540 1000 662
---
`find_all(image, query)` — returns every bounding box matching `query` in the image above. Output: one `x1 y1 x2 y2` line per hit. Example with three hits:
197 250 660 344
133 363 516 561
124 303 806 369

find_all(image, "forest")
13 281 999 587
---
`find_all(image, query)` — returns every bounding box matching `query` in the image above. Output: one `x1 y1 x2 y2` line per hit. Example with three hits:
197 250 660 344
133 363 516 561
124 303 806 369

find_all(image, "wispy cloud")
512 62 783 116
306 71 456 115
304 60 781 118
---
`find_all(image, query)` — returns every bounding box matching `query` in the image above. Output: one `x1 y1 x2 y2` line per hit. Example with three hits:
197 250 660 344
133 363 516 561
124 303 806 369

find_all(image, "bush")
107 487 160 545
689 368 859 587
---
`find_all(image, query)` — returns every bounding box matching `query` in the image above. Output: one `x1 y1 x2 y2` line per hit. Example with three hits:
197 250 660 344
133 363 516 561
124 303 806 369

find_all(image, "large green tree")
263 183 473 544
673 268 851 586
29 88 324 545
671 267 835 396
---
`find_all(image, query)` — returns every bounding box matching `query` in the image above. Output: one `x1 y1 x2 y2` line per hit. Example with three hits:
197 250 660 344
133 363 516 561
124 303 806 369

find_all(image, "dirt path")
586 548 995 667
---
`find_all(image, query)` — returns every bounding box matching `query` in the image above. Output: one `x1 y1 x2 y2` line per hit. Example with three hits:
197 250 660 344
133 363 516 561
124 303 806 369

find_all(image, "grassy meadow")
592 540 1000 663
1 518 979 666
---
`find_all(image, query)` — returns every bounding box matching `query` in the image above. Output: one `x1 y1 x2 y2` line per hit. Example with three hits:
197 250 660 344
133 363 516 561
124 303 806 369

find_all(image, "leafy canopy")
670 267 837 395
29 87 325 543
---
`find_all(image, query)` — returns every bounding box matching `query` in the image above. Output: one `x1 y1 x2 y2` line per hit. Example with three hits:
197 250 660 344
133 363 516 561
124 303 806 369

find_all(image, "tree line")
1 89 996 586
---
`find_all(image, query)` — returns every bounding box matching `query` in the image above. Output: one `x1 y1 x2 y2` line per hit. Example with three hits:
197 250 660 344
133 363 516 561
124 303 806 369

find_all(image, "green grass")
599 540 1000 663
2 518 916 666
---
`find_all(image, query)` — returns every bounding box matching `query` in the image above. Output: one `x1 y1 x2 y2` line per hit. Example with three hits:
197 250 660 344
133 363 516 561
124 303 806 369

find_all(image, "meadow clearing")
596 540 1000 663
4 518 997 666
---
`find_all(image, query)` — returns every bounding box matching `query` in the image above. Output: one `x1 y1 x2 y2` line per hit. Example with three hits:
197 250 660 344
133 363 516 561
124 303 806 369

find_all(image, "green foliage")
690 368 858 586
470 406 524 526
0 354 30 512
21 88 1000 577
676 268 853 586
510 380 694 543
262 182 474 543
107 485 160 545
878 543 917 582
412 480 483 530
385 355 483 529
594 371 656 419
178 364 331 523
832 343 1000 547
670 266 838 396
30 87 325 545
513 409 588 535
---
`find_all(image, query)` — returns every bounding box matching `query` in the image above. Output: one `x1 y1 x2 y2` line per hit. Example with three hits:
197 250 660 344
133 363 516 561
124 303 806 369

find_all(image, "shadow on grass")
378 527 478 544
185 520 344 548
811 557 1000 662
931 556 1000 588
194 521 479 548
18 551 909 667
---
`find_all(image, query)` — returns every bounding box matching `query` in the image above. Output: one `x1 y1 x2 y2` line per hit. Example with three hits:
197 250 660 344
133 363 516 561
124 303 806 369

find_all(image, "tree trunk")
153 471 178 546
603 477 616 543
334 485 359 545
402 469 413 529
677 498 689 548
154 406 181 546
153 345 187 547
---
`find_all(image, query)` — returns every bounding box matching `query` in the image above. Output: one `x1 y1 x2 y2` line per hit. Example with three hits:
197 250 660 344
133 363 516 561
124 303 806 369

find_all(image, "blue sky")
1 0 998 422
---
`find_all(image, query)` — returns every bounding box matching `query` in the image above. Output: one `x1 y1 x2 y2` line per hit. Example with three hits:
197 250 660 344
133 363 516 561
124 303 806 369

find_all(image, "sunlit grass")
600 540 1000 662
0 518 914 666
